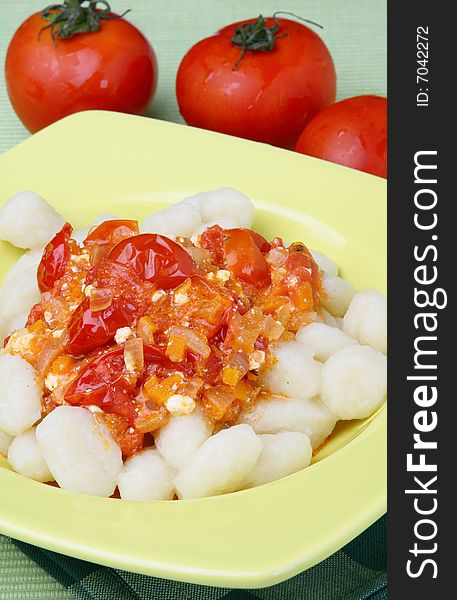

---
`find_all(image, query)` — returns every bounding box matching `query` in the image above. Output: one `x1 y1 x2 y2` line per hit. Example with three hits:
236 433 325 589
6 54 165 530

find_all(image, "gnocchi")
0 189 387 501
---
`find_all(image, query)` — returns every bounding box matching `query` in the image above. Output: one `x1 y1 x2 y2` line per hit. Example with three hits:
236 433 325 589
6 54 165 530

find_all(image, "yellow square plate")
0 111 386 588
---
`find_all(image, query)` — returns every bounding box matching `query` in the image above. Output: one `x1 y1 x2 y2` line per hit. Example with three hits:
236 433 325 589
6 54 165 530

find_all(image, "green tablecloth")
0 1 386 598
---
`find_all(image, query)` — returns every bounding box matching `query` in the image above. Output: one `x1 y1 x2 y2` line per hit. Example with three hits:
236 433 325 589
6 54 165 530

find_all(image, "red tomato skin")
84 220 139 247
224 229 271 286
109 234 196 290
176 17 336 148
295 95 387 178
5 13 157 133
37 223 73 293
66 259 157 356
66 296 138 356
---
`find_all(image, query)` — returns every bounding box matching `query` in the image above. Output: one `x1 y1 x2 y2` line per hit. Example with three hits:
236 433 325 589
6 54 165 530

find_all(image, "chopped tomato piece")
84 219 139 248
66 260 155 356
224 229 271 287
37 223 73 292
109 234 196 290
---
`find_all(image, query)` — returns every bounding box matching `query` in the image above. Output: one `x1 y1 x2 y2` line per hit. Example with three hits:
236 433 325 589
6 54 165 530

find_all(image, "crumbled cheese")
206 272 215 281
165 394 196 416
287 275 299 287
44 373 61 392
52 329 64 339
191 233 202 246
249 350 265 371
216 269 231 282
151 290 166 303
173 292 189 306
43 311 54 325
115 327 133 345
6 330 34 354
84 284 95 297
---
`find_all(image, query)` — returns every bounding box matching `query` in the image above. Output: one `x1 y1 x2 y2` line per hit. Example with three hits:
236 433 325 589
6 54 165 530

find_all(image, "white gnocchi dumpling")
141 202 201 238
0 249 42 338
7 428 54 482
343 290 387 355
261 340 322 400
314 308 338 328
0 191 65 249
154 409 213 471
321 345 387 420
310 250 338 277
36 406 122 497
321 274 355 317
184 187 254 228
0 353 42 436
0 429 14 457
118 448 176 501
174 424 262 500
296 322 356 362
238 395 337 450
243 432 312 488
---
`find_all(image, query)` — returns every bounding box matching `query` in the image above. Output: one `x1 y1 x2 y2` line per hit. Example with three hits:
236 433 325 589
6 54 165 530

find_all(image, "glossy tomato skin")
84 220 139 247
37 223 73 293
176 17 336 148
295 95 387 178
224 229 271 286
109 234 196 289
5 13 157 133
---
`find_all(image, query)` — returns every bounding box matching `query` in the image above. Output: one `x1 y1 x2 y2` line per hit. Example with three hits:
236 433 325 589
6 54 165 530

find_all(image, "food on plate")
36 406 122 496
118 448 176 501
5 1 157 133
7 428 54 483
0 187 387 499
295 95 387 178
321 346 387 420
176 15 336 148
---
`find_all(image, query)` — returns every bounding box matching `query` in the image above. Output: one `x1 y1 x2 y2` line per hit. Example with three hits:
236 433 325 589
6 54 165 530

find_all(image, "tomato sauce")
4 221 323 457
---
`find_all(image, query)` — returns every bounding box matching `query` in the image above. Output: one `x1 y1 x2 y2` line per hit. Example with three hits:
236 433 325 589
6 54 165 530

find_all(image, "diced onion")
222 351 249 385
88 287 113 312
124 338 144 373
262 315 284 341
36 332 68 376
168 325 211 359
202 388 236 421
89 244 110 266
184 246 212 268
137 316 157 345
135 403 169 433
266 247 287 268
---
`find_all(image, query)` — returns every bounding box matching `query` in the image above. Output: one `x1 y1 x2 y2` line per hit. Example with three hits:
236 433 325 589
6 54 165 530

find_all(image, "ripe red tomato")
66 258 155 355
37 223 73 293
295 95 387 178
65 347 138 421
65 344 181 419
109 234 196 289
176 15 336 148
84 219 139 248
5 3 157 133
224 229 271 286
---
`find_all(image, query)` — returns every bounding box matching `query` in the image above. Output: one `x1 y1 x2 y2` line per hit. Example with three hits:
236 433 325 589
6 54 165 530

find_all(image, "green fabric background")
0 0 386 153
0 1 386 598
